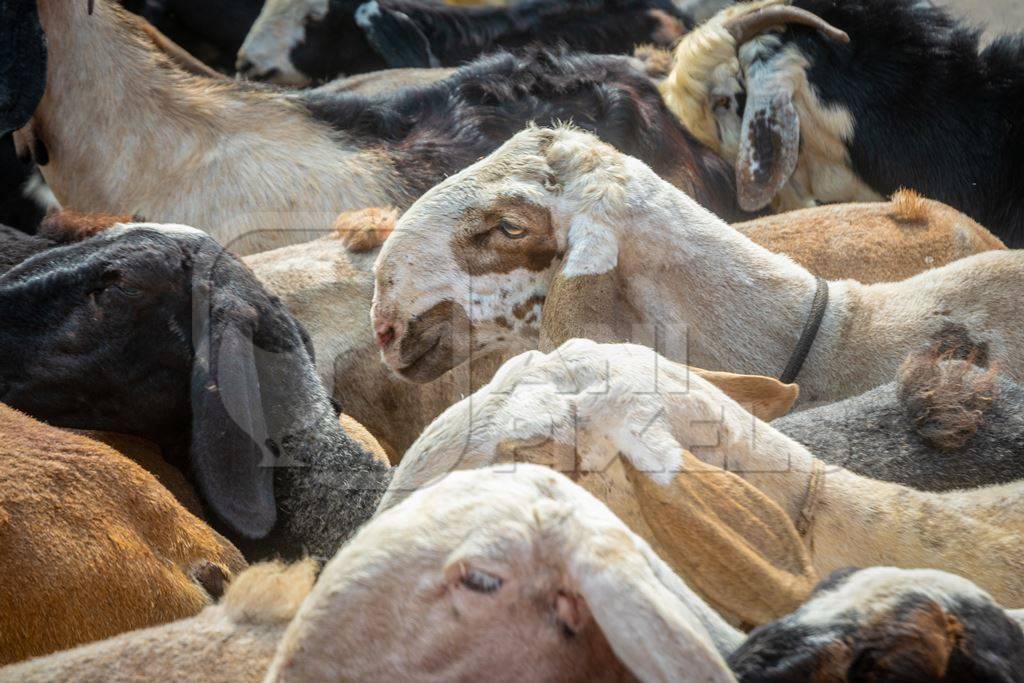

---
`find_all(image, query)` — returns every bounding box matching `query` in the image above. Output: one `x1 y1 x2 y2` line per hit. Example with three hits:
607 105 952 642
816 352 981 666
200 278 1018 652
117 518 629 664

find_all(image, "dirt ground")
929 0 1024 35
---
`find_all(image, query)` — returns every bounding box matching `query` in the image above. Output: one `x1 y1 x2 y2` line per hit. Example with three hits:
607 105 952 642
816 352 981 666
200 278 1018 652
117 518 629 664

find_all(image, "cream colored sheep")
371 126 1024 406
5 467 742 682
382 340 1024 617
0 404 246 664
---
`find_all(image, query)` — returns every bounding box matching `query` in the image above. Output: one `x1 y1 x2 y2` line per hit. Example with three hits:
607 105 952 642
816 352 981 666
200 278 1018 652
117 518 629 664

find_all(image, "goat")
660 0 1024 246
2 466 741 682
256 191 999 458
0 561 316 682
0 403 246 664
8 0 741 256
731 566 1024 681
372 126 1024 406
237 0 690 86
0 218 390 561
773 345 1024 492
384 339 1024 612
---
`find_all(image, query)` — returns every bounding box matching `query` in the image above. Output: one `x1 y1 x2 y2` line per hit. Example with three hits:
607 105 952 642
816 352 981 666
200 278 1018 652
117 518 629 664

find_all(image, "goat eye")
115 284 142 297
498 220 528 239
460 568 503 594
712 95 732 112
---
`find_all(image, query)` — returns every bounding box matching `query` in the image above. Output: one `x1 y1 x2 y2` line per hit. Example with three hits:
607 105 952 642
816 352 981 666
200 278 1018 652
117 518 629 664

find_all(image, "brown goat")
0 404 246 664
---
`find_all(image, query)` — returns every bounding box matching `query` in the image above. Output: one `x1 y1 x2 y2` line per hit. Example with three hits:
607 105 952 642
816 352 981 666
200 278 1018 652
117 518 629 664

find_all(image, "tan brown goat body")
0 404 246 664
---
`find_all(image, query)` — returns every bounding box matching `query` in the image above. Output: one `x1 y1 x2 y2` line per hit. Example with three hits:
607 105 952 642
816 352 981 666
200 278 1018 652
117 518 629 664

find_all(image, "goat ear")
692 369 799 421
355 1 437 68
539 269 635 352
625 455 818 626
567 521 735 681
559 213 619 280
735 66 800 212
190 286 277 539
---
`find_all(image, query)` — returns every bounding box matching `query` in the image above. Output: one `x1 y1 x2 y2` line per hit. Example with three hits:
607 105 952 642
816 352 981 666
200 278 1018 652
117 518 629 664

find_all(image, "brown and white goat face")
236 0 326 84
730 567 1024 681
373 129 629 383
266 464 734 682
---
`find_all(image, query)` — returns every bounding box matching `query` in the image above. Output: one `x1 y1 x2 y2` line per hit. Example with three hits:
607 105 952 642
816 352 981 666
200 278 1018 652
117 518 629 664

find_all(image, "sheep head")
660 0 849 211
372 126 638 383
266 464 735 682
730 567 1024 681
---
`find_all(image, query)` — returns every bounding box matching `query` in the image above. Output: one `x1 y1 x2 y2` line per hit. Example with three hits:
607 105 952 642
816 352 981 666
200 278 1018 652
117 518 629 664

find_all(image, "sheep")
730 567 1024 680
371 126 1024 407
8 0 743 256
383 339 1024 615
236 0 690 86
0 402 246 664
0 561 317 683
772 344 1024 492
659 0 1024 246
0 218 390 561
3 466 741 682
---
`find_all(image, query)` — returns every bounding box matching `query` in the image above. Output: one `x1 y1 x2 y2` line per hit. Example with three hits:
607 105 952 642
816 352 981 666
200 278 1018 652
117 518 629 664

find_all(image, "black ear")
0 0 47 135
355 1 437 68
190 281 277 540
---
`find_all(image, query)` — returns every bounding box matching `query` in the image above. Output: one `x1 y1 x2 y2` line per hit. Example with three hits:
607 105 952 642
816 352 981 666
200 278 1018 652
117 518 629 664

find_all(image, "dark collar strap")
780 277 829 385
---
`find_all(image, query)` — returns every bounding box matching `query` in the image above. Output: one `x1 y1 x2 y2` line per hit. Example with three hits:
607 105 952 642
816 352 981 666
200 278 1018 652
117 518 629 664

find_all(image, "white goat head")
660 0 854 212
265 464 736 682
379 339 797 512
372 126 646 383
236 0 328 84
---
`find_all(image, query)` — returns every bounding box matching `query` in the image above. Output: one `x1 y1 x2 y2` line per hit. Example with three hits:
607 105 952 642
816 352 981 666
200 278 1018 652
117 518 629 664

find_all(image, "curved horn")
726 6 850 46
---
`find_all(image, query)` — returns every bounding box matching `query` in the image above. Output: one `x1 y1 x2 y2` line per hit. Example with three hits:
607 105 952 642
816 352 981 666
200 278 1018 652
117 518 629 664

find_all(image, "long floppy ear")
735 63 800 212
625 455 818 627
539 268 636 352
355 1 438 68
566 520 735 682
560 213 620 280
692 369 799 421
191 298 277 539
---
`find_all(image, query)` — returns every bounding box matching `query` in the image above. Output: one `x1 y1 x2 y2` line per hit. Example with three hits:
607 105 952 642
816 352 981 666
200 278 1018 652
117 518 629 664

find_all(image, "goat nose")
236 58 254 74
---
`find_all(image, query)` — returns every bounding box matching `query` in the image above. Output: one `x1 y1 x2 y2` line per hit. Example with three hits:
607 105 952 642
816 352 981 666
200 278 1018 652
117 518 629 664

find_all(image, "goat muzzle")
725 6 850 47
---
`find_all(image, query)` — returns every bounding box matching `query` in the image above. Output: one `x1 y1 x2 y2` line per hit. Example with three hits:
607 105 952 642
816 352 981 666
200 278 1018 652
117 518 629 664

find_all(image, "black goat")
663 0 1024 246
237 0 691 85
0 220 390 561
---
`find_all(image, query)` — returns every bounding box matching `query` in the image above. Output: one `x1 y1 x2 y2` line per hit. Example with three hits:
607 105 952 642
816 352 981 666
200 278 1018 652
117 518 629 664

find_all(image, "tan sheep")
0 404 246 664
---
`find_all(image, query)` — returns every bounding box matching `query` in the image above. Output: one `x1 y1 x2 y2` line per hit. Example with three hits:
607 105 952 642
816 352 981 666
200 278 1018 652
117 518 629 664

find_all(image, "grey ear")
735 64 800 212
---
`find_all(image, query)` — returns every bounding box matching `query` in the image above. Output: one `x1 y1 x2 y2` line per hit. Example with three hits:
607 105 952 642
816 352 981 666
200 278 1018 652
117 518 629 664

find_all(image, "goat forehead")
797 568 992 626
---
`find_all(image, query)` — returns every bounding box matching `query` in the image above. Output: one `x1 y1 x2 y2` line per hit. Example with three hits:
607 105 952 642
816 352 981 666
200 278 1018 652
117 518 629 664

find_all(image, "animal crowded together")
1 0 1023 679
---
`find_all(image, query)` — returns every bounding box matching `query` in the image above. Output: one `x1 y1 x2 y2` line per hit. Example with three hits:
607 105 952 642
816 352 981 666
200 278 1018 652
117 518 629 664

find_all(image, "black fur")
289 0 690 83
299 48 746 219
123 0 263 72
0 135 45 234
0 0 47 136
0 226 389 560
774 0 1024 245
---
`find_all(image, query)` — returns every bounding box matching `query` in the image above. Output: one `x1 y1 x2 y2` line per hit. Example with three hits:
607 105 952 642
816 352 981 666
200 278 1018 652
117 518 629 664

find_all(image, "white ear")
568 525 735 682
560 213 619 279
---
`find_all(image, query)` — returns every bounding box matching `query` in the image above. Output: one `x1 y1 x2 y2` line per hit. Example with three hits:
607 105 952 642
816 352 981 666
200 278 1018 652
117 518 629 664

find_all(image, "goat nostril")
237 59 254 74
376 325 396 350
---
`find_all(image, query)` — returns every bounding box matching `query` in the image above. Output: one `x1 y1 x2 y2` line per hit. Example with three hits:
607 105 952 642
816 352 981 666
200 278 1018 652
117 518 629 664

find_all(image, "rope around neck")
779 277 829 384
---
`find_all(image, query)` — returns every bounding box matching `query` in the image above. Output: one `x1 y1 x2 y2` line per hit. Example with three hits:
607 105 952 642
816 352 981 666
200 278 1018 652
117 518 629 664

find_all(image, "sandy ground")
934 0 1024 36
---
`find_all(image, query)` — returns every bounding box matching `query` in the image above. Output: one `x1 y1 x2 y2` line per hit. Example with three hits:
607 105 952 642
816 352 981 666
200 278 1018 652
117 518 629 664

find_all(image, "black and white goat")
661 0 1024 246
8 0 742 256
237 0 691 85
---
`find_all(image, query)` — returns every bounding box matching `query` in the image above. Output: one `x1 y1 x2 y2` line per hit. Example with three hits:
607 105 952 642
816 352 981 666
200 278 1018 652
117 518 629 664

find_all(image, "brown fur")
338 414 391 466
734 195 1005 283
37 210 135 243
632 44 675 79
849 601 962 679
898 347 997 452
330 207 399 253
0 404 246 665
453 199 559 275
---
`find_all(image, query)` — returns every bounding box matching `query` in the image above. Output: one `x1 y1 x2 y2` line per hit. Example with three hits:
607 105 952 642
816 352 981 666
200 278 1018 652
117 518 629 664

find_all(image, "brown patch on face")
452 197 559 277
513 295 545 322
647 8 686 43
848 600 961 680
38 210 137 243
398 299 473 383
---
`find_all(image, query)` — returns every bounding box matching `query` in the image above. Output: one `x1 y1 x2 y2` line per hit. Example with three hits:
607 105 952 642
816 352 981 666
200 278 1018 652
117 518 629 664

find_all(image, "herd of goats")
2 0 1024 679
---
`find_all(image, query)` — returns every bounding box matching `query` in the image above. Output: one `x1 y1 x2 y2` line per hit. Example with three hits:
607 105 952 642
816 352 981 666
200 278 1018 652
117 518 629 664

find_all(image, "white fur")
236 0 328 85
